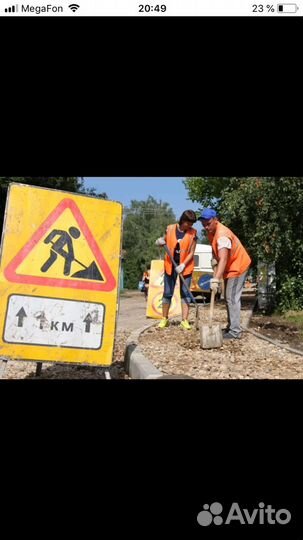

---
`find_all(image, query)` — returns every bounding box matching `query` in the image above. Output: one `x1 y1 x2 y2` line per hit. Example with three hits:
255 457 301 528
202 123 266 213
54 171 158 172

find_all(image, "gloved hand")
155 237 166 246
210 277 221 293
211 258 218 269
175 263 185 274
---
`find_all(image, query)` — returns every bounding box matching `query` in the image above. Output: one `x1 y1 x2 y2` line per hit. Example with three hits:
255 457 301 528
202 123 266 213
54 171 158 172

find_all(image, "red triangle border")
4 198 117 292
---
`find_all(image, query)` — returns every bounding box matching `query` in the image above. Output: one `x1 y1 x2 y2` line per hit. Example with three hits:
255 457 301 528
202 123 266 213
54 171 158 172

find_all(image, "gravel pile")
139 304 303 379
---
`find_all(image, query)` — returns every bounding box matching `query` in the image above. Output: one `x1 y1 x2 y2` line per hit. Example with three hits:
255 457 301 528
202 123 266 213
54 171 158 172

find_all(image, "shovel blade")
71 261 104 281
200 324 223 349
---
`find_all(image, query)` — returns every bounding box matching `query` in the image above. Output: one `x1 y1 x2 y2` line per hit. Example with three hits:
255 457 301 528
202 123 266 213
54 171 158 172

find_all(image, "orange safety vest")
164 224 197 275
208 222 251 279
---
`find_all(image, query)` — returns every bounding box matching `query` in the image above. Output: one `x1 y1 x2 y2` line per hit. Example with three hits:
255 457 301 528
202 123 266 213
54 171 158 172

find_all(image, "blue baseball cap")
198 208 217 220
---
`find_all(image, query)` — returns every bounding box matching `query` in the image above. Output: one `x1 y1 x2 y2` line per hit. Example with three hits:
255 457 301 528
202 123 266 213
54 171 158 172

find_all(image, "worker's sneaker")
158 318 169 329
222 327 230 334
180 320 191 330
223 332 240 340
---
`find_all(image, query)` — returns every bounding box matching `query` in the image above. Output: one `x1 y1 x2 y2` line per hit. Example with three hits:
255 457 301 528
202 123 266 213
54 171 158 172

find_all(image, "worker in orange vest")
155 209 198 330
198 208 251 340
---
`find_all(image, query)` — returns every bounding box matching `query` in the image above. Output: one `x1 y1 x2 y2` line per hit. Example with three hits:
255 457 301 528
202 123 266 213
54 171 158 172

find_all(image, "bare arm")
214 247 229 280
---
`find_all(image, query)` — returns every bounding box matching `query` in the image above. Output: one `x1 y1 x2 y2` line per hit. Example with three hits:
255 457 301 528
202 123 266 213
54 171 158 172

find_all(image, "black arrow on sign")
16 307 27 327
83 313 92 333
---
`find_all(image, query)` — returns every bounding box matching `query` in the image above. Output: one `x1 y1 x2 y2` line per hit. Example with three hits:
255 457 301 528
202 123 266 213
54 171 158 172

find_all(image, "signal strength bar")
5 5 18 12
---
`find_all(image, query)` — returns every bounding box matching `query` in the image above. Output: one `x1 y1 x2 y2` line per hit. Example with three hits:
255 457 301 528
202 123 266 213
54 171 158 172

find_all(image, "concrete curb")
124 317 192 380
124 321 163 379
124 319 194 379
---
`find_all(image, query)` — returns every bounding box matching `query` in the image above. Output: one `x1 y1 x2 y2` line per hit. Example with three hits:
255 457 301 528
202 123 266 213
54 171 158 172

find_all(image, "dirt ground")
0 290 147 379
139 296 303 379
250 313 303 353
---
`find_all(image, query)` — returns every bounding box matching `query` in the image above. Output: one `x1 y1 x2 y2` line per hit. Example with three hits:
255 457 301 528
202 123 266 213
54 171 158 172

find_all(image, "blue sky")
83 177 204 235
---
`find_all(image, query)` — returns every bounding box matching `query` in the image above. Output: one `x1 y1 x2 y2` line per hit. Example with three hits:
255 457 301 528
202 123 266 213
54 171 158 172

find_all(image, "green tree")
123 196 176 289
183 177 233 208
0 177 107 236
184 177 303 311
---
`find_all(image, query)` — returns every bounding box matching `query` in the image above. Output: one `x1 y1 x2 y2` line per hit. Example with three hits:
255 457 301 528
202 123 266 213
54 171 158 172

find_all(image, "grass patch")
280 311 303 339
283 311 303 326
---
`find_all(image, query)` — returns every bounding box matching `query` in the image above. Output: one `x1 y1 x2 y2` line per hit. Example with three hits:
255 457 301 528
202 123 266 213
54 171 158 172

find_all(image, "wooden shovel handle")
209 289 215 325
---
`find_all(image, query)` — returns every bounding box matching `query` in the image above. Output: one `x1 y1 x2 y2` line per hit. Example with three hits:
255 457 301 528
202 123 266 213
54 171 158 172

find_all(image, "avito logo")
197 502 291 526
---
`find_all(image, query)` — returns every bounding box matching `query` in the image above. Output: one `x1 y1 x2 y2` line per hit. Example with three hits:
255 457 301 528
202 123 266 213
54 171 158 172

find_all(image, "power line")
123 209 174 215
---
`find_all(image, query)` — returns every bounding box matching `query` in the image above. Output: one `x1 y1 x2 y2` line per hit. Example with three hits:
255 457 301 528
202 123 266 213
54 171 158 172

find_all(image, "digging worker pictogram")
41 227 80 276
40 226 103 281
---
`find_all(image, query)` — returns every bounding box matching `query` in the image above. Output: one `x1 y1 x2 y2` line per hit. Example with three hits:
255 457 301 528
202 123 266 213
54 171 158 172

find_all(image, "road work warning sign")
146 259 181 319
0 183 122 366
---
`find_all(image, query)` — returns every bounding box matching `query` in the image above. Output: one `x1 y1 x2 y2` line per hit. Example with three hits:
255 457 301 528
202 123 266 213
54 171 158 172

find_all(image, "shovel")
47 241 104 281
71 258 103 281
200 288 223 349
163 243 200 330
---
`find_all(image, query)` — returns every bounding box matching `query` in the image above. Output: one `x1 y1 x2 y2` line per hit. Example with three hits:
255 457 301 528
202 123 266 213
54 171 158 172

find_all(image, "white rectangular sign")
3 295 105 350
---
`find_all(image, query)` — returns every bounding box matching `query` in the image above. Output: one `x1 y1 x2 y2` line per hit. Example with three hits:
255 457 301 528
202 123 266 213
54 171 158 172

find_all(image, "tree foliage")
183 177 233 208
184 177 303 311
123 196 176 289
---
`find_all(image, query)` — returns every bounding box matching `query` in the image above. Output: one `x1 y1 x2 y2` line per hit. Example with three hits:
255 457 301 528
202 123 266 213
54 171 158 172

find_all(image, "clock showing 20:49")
138 4 167 12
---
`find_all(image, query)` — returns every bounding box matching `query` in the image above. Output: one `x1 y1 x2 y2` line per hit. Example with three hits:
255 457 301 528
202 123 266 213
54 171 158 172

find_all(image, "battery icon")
277 4 299 11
